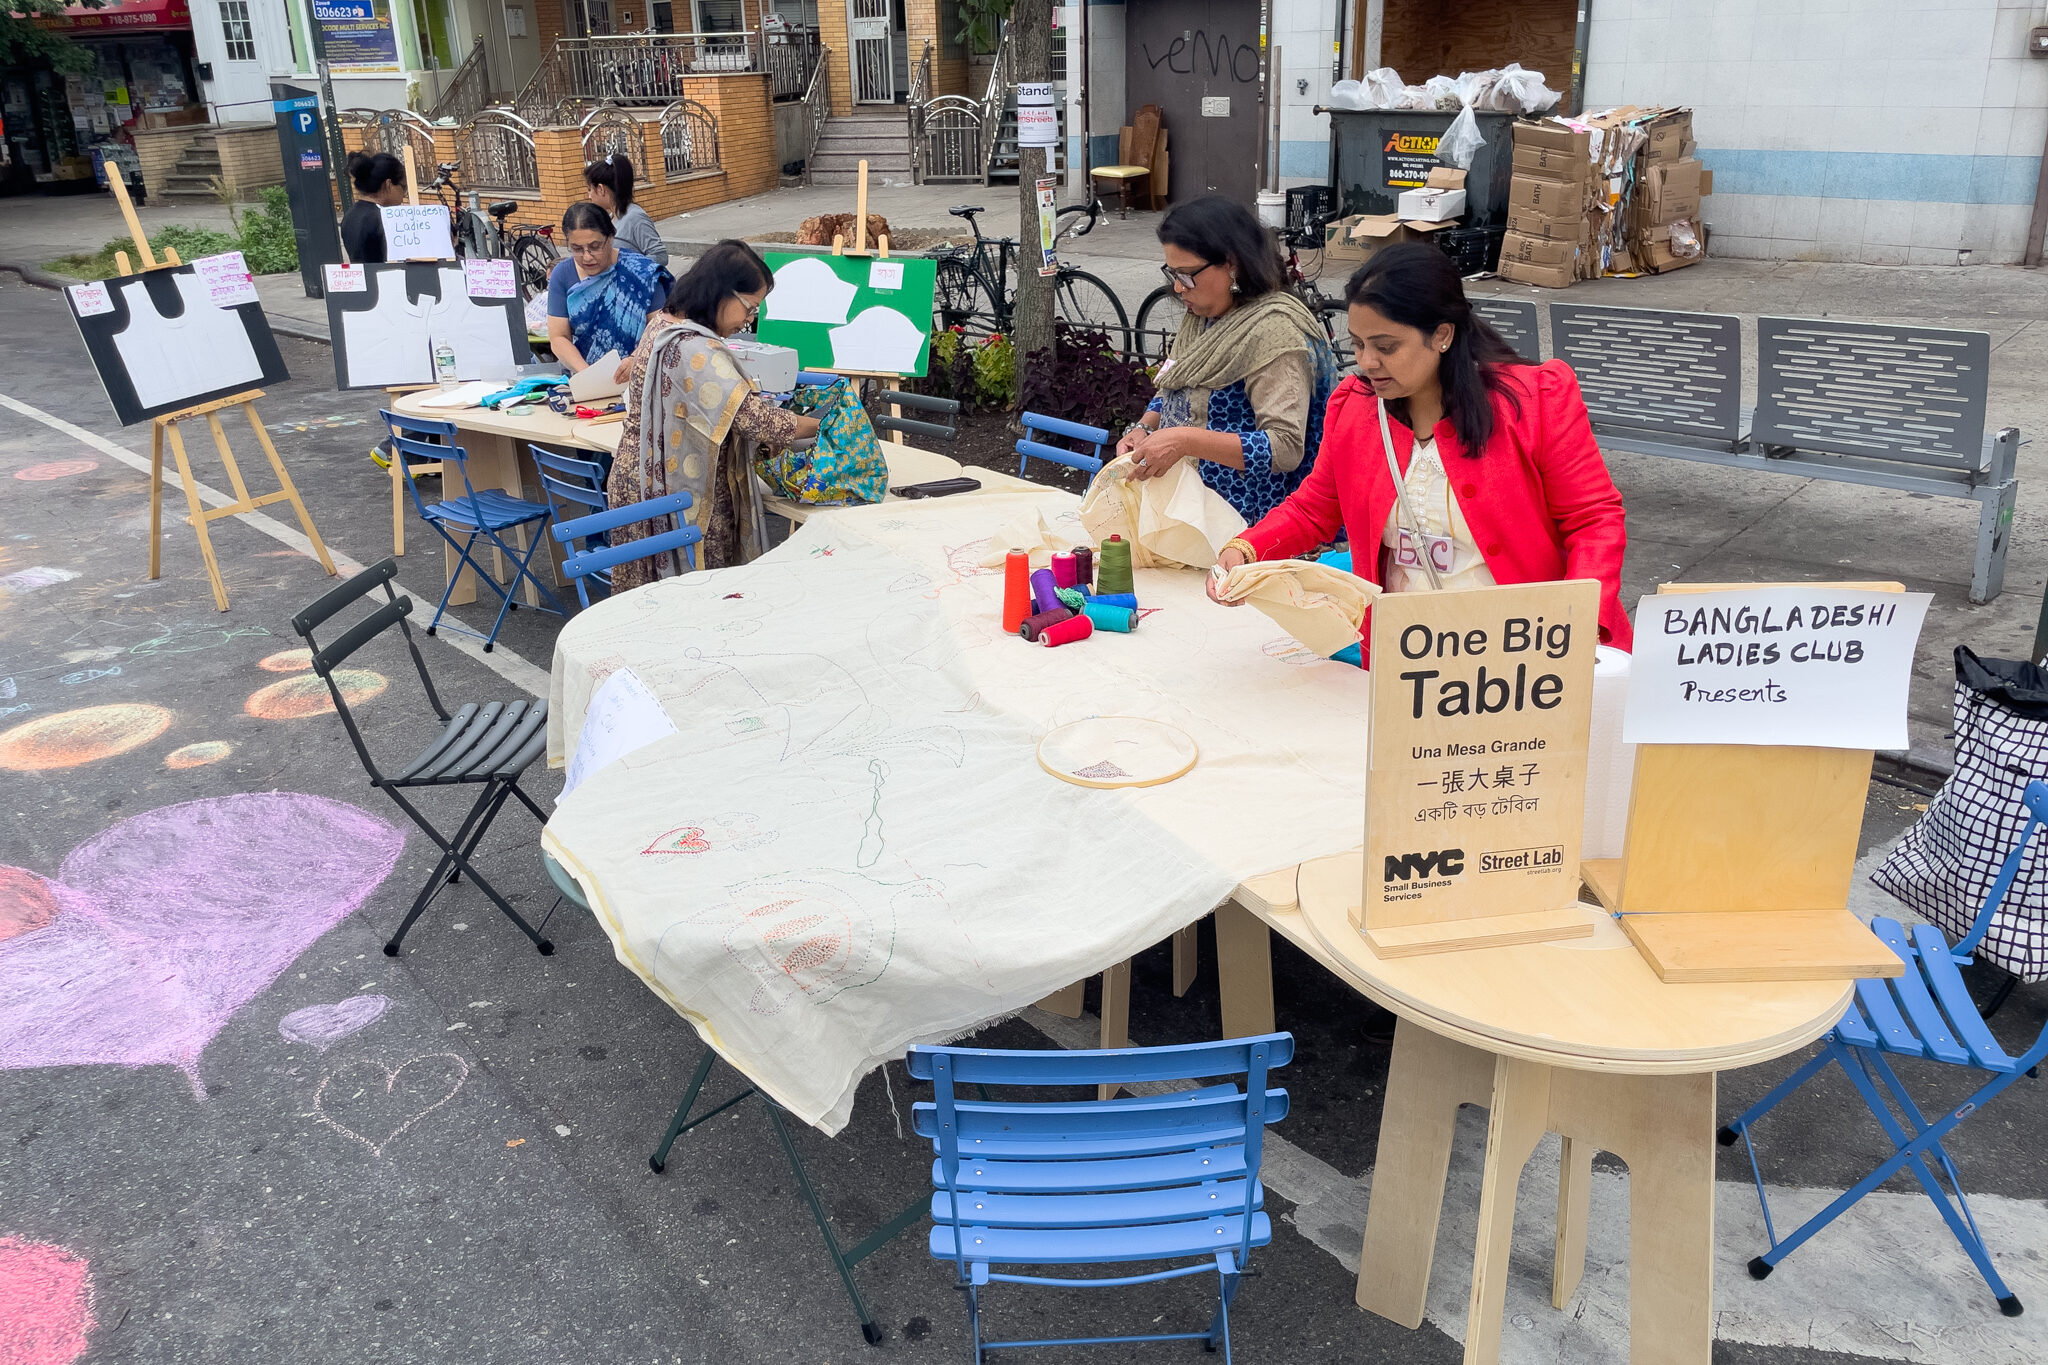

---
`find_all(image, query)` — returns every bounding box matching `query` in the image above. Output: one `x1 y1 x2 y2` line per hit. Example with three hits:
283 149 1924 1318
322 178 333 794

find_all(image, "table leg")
1465 1058 1553 1365
1356 1019 1493 1328
1214 901 1276 1038
1035 981 1085 1017
1607 1072 1715 1365
514 442 568 593
1097 959 1132 1100
1171 922 1199 997
1552 1135 1594 1309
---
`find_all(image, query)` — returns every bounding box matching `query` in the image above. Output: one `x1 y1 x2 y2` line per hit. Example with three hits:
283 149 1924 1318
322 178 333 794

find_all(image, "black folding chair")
292 558 558 958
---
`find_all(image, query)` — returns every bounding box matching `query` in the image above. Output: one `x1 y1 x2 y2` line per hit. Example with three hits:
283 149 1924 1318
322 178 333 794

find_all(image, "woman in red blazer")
1208 243 1632 663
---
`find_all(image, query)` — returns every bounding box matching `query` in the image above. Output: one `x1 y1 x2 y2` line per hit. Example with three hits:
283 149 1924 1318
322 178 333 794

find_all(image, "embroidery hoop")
1037 716 1200 789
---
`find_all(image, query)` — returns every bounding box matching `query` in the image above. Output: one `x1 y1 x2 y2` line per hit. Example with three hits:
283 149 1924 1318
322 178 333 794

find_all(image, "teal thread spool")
1083 602 1138 633
1096 534 1134 595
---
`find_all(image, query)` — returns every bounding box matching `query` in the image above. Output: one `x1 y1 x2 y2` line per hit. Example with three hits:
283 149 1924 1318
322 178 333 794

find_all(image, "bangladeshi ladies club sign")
37 0 193 30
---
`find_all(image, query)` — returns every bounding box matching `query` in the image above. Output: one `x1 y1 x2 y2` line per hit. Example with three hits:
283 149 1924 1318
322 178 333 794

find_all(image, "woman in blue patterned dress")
1115 195 1341 521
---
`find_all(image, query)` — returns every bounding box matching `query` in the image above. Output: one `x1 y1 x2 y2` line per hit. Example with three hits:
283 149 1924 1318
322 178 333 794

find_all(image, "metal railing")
338 107 437 176
580 100 642 161
906 39 931 181
800 48 830 185
763 24 819 102
458 109 540 193
512 32 760 123
659 97 720 179
428 36 493 124
978 37 1009 182
919 95 984 183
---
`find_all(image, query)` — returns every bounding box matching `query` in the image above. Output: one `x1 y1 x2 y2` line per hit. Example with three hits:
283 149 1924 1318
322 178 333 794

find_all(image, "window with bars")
219 0 256 60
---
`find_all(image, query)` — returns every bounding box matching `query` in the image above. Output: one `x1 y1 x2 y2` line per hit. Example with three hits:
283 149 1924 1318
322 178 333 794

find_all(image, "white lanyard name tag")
1393 525 1456 574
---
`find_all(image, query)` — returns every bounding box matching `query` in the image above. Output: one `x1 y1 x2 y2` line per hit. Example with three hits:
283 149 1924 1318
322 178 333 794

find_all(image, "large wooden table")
1212 858 1852 1365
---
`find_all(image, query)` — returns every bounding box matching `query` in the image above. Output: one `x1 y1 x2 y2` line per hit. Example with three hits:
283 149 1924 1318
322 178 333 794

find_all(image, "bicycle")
1131 217 1351 367
425 162 560 303
933 204 1130 354
1053 193 1105 246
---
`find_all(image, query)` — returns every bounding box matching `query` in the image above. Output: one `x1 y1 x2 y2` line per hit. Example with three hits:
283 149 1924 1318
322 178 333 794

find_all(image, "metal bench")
1471 298 1542 363
872 388 961 444
1550 304 2018 604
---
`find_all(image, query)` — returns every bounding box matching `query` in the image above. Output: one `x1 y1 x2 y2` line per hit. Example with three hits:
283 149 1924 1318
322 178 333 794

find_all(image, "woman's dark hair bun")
561 200 617 237
347 150 405 196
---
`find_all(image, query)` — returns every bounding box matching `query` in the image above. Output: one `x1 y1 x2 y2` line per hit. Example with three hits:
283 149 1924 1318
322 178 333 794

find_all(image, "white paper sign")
1016 104 1060 148
1016 80 1054 107
380 204 456 261
193 250 258 308
68 282 113 317
1622 587 1932 751
560 666 677 801
464 257 517 298
868 260 904 290
324 263 367 293
523 290 551 331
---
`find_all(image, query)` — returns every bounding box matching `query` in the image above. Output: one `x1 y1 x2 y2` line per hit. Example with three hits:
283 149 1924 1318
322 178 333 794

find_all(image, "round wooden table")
1294 853 1852 1365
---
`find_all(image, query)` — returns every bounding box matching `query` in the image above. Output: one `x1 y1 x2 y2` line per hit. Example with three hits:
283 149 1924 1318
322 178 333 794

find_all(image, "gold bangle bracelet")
1223 538 1259 564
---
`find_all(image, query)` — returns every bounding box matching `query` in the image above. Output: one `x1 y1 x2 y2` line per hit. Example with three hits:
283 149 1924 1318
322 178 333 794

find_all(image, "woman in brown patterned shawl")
606 240 818 590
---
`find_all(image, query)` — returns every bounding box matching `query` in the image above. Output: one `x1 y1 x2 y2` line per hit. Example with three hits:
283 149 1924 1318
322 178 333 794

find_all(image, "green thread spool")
1096 534 1135 595
1054 587 1087 612
1083 602 1138 633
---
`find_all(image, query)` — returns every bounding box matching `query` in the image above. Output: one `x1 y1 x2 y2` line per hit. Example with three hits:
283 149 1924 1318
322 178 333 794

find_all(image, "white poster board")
380 205 456 261
1623 587 1931 751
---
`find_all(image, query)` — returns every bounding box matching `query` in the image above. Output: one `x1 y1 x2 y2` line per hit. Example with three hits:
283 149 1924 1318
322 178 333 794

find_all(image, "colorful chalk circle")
245 670 387 720
13 459 99 481
0 1236 95 1365
256 648 314 672
0 704 173 772
164 741 234 769
1036 716 1199 789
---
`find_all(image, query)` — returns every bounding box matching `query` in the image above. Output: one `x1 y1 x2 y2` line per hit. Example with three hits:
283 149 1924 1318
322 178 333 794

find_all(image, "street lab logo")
1479 845 1566 875
1382 848 1463 900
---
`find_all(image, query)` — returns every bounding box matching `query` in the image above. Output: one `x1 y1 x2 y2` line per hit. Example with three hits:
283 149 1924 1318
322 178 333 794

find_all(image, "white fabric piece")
976 506 1068 569
543 491 1374 1132
768 256 856 325
1582 646 1635 861
110 272 262 411
1078 455 1247 571
341 266 516 388
1214 559 1380 657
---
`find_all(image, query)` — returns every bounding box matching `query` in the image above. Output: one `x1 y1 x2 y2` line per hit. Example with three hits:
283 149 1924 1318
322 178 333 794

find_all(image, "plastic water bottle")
432 335 459 389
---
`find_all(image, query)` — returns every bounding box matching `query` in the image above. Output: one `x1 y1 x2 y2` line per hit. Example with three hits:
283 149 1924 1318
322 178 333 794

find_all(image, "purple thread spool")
1029 567 1061 616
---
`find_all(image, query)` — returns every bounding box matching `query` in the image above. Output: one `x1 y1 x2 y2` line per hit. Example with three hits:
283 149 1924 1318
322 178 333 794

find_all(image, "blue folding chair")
548 492 701 608
1722 778 2048 1317
1016 411 1110 479
906 1033 1293 1363
380 411 565 651
532 444 612 600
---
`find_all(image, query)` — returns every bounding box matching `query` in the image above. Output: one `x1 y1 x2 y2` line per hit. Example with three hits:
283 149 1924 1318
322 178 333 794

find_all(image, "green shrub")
971 331 1016 410
232 186 299 275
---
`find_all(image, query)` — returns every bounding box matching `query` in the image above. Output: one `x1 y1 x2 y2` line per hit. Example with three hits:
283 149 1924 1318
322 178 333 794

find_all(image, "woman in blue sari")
545 201 672 382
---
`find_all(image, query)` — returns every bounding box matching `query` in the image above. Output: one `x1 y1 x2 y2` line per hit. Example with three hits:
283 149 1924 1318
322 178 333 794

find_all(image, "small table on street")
1215 855 1853 1365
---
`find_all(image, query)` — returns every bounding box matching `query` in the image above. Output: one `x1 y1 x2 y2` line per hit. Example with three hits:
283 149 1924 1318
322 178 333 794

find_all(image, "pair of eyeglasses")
734 297 760 325
1160 260 1222 290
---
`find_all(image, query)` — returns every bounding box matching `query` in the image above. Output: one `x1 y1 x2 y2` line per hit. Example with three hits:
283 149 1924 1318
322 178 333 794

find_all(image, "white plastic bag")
1326 79 1368 112
1491 62 1560 114
1439 104 1485 169
1423 74 1461 111
1362 67 1407 110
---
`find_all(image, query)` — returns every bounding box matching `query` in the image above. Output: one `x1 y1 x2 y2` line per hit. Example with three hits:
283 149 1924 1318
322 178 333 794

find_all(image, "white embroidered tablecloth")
542 491 1373 1131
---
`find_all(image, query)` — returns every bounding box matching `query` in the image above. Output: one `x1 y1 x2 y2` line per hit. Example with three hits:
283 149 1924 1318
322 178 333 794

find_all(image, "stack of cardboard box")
1322 168 1468 269
1627 109 1711 274
1499 123 1595 289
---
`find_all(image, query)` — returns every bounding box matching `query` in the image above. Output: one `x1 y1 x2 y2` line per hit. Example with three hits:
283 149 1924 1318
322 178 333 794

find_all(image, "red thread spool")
1040 614 1094 648
1002 550 1031 633
1051 552 1078 589
1020 607 1073 641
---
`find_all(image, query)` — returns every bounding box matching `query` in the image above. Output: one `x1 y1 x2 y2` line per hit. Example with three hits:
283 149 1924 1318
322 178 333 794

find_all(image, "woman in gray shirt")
583 154 669 267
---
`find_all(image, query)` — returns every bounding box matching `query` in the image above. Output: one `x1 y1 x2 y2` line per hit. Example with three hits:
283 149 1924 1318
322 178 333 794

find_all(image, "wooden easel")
1581 582 1907 983
108 170 336 611
829 159 891 258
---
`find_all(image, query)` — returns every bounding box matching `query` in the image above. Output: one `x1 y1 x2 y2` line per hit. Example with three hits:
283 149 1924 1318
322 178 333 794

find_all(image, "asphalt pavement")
3 220 2048 1365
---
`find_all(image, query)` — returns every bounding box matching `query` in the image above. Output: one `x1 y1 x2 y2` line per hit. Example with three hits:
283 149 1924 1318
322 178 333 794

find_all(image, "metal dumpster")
1327 109 1519 229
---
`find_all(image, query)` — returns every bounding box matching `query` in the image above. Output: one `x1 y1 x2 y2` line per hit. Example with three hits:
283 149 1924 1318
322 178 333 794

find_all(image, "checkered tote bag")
1873 647 2048 979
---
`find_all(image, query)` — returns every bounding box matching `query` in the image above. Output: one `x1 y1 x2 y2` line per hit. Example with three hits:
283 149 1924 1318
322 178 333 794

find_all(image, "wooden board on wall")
1373 0 1579 88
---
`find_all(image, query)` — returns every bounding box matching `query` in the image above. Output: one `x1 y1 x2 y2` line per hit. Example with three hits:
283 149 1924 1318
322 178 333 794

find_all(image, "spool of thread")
1040 614 1094 647
1051 552 1078 589
1029 567 1061 616
1073 545 1094 591
1083 602 1139 633
1096 534 1135 595
1085 592 1138 610
1054 586 1087 612
1019 607 1074 642
1002 550 1032 633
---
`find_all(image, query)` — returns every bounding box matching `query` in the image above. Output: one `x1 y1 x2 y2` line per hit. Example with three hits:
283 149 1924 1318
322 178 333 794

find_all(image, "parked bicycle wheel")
1052 268 1129 356
1133 284 1184 363
934 256 992 332
513 235 558 303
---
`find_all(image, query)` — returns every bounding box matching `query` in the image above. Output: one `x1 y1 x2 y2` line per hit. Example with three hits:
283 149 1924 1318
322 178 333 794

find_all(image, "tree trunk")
1011 0 1055 408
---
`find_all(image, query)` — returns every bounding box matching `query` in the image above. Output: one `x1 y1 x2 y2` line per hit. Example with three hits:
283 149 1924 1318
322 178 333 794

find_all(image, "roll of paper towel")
1582 646 1635 861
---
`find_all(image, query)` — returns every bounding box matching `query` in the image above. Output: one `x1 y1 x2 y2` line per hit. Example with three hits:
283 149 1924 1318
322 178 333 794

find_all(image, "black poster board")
63 268 291 427
324 263 532 390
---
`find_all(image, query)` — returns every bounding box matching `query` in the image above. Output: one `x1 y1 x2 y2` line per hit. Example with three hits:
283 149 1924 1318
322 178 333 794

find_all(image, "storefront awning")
34 0 192 32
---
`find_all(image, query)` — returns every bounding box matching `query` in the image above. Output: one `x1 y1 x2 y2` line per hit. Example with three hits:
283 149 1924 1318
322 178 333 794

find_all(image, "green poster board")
758 251 936 379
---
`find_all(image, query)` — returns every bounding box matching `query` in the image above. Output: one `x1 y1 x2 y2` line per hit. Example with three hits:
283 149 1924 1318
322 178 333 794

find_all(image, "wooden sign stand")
829 159 891 259
1580 582 1905 984
107 170 336 611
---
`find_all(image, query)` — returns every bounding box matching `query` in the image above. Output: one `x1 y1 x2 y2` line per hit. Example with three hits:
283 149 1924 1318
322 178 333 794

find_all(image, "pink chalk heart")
0 1236 95 1365
313 1053 470 1157
279 995 391 1052
0 793 406 1094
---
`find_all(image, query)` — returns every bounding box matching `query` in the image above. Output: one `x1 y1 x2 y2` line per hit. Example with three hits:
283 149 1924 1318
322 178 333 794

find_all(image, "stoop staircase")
809 108 913 186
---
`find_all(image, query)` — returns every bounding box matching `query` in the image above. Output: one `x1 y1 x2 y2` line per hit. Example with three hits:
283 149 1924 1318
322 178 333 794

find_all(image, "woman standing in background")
583 155 670 267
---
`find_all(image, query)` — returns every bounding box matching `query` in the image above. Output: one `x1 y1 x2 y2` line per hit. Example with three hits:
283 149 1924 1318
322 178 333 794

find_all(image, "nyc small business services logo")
1383 849 1464 901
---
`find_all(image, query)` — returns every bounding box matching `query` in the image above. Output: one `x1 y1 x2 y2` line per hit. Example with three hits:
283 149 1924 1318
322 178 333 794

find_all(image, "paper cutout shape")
768 256 856 325
828 306 925 373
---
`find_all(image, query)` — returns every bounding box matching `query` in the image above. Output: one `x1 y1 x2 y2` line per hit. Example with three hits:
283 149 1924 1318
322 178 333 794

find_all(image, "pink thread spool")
1051 552 1078 589
1040 614 1094 647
